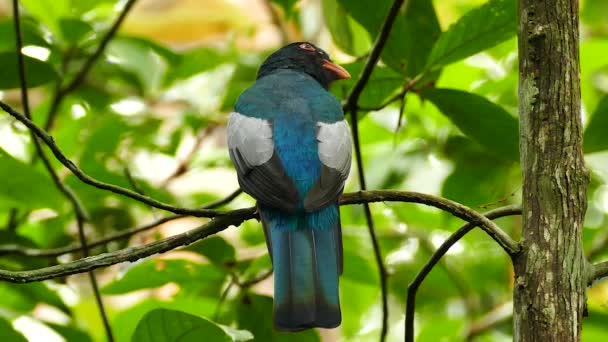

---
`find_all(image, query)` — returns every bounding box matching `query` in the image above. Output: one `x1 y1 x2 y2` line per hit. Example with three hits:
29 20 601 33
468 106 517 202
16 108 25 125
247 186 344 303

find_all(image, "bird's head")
257 42 351 89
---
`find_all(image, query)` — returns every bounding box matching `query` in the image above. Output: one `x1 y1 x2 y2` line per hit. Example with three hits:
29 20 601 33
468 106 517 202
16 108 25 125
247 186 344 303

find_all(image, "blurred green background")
0 0 607 341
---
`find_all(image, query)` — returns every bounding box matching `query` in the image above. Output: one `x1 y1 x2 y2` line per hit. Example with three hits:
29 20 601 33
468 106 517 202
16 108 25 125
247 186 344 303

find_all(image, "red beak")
322 59 351 80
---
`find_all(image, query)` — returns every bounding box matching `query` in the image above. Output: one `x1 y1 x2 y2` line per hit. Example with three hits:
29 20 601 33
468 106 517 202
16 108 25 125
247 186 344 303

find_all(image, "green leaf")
112 298 218 342
442 137 512 207
0 148 64 210
185 236 236 267
425 0 517 72
584 96 608 153
0 52 58 89
166 47 230 85
0 18 50 50
337 0 440 76
0 317 27 342
131 308 251 342
321 0 371 56
48 323 93 342
103 36 176 94
59 18 94 44
102 259 225 295
423 88 519 161
19 0 70 34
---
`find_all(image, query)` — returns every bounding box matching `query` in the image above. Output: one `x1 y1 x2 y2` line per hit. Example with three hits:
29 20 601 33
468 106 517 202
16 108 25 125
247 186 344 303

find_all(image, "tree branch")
0 101 226 218
0 189 243 258
589 261 608 285
341 0 408 339
0 208 256 283
12 1 113 340
404 204 521 342
0 191 518 291
45 0 139 131
342 192 520 254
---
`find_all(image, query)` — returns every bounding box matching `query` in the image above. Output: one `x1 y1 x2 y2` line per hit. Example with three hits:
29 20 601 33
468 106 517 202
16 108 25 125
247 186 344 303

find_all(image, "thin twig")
44 0 138 131
0 191 518 283
12 1 113 340
235 268 273 288
404 205 521 342
0 101 227 218
589 261 608 285
213 280 235 321
341 0 409 339
159 126 213 189
0 189 243 258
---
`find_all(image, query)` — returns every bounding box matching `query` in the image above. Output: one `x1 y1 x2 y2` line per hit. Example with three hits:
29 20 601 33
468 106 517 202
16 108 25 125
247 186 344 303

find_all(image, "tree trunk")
514 0 589 341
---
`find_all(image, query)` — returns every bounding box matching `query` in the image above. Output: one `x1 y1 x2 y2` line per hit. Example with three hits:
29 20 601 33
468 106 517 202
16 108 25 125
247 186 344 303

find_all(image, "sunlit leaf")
19 0 70 33
425 0 517 72
131 308 252 342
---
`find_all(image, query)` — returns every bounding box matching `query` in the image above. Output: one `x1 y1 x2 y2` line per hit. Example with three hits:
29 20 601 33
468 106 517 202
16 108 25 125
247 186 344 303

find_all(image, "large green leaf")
337 0 440 76
0 18 50 50
321 0 371 56
0 148 64 210
165 47 231 85
19 0 70 34
0 52 57 89
131 308 252 342
0 317 27 342
422 88 519 161
425 0 516 72
584 96 608 153
102 259 225 294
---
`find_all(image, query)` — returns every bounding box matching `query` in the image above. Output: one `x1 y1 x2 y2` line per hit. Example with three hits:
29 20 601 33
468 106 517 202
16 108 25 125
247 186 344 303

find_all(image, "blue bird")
227 42 352 331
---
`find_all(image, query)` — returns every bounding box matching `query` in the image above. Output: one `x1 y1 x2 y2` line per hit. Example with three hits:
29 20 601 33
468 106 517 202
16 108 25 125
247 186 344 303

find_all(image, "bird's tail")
259 204 342 331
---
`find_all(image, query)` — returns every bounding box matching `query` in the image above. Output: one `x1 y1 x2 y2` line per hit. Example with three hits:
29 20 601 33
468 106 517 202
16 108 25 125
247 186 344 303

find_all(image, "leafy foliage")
132 308 252 342
0 0 606 341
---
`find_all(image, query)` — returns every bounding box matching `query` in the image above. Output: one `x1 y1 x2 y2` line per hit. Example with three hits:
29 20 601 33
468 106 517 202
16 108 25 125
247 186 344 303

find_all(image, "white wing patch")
317 120 352 177
227 112 274 166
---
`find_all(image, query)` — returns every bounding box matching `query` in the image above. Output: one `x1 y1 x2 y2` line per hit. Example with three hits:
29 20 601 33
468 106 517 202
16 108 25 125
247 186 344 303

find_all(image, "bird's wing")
227 111 299 212
304 120 352 212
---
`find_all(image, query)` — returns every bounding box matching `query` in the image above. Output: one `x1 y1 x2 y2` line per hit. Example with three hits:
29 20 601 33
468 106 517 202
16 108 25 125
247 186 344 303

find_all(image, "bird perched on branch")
227 42 352 331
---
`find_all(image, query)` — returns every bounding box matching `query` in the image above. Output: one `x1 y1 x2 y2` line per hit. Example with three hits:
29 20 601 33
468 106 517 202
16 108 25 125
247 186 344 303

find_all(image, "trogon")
227 42 352 331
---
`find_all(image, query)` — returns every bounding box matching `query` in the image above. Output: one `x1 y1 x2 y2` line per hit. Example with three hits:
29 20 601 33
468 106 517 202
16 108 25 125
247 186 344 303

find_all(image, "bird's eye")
298 43 316 52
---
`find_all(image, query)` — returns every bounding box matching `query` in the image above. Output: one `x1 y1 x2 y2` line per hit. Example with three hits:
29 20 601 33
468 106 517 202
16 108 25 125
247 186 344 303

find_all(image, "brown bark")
514 0 589 341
